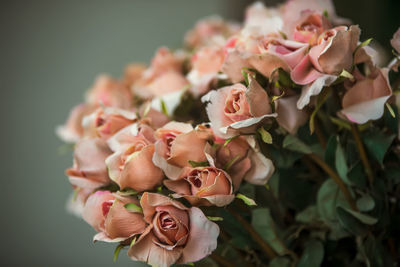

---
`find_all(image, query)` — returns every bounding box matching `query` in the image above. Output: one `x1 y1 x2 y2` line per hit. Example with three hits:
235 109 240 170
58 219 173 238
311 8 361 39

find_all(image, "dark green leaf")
356 194 375 212
297 240 324 267
296 205 319 224
251 208 288 256
269 256 291 267
335 139 352 185
336 206 368 236
347 162 367 188
341 207 378 225
282 135 312 154
324 135 337 169
362 130 395 164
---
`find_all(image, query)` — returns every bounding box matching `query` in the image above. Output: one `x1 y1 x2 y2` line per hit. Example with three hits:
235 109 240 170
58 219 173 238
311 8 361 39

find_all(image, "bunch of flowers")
58 0 400 266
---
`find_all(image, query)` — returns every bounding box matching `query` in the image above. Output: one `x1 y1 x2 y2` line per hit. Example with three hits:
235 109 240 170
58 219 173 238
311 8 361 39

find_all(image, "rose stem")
227 207 277 260
210 252 236 267
314 117 327 149
350 123 374 185
307 153 358 211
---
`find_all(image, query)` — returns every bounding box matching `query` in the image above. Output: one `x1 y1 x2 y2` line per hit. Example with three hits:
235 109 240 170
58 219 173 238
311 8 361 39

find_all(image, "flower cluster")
58 1 400 266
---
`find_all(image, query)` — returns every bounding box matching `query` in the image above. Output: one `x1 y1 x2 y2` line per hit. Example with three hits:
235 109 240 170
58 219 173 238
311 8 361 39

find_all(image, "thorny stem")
227 207 278 260
350 124 374 185
307 153 358 211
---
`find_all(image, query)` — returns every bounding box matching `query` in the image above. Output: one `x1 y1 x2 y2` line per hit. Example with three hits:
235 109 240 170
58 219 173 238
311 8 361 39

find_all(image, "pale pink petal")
178 207 219 264
276 95 308 134
291 54 324 85
82 191 114 232
297 74 337 109
222 50 252 83
248 53 290 79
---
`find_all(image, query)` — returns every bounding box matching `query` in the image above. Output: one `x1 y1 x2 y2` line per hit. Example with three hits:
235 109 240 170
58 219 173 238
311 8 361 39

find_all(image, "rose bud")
56 103 97 143
152 122 213 179
82 191 146 242
292 25 360 109
86 75 133 109
128 193 219 267
106 124 164 192
164 166 235 207
202 76 276 138
215 135 275 189
291 11 331 45
66 138 112 190
82 107 137 140
340 67 392 124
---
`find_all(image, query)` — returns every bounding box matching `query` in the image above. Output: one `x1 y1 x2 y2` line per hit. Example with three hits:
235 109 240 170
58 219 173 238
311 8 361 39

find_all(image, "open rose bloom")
58 1 400 266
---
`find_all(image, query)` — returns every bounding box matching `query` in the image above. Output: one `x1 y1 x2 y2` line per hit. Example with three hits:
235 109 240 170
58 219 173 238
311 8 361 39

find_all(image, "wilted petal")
297 74 337 109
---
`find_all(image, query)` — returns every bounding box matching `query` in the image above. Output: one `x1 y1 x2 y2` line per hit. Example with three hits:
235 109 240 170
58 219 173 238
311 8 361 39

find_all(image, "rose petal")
276 95 308 134
297 74 337 109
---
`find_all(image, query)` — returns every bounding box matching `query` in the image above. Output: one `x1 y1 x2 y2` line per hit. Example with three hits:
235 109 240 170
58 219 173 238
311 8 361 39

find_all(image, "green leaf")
297 240 324 267
310 88 331 134
336 206 368 236
207 216 224 222
124 203 143 213
188 160 209 168
258 127 273 144
282 135 312 154
160 99 169 116
236 193 257 206
241 68 251 86
324 135 337 168
296 205 319 224
356 194 375 212
186 263 195 266
323 9 329 18
223 135 239 147
269 256 291 267
355 38 373 54
341 207 378 225
362 130 395 164
339 69 355 81
335 139 352 185
129 236 137 249
251 208 288 255
385 103 396 118
117 188 138 196
114 244 124 262
276 68 297 88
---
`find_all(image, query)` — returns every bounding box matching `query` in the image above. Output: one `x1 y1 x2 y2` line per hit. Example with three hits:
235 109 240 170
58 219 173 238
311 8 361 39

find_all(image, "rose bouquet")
58 0 400 266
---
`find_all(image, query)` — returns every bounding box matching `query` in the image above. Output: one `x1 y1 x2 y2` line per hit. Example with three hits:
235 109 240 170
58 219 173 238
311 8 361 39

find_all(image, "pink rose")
106 124 164 192
66 138 112 189
202 76 275 138
86 75 133 109
56 103 97 143
164 166 235 207
152 122 213 179
292 25 360 109
128 193 219 267
82 107 137 140
340 67 392 124
133 47 189 99
137 104 170 129
215 135 275 188
83 191 146 242
187 45 225 96
292 11 331 45
276 95 308 134
122 64 147 88
184 16 239 49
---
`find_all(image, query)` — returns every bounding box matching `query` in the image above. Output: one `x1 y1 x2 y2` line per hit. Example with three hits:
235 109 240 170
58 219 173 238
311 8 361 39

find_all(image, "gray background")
0 0 398 266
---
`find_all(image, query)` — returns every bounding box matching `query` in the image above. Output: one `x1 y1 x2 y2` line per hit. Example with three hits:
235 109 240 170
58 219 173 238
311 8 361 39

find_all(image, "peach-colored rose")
187 45 225 96
184 16 239 49
82 191 146 242
340 67 392 124
202 76 276 138
86 75 132 109
152 122 213 179
222 35 308 83
56 103 97 143
137 103 170 129
215 135 275 189
292 11 331 45
133 47 189 99
292 25 360 109
66 138 112 189
122 63 147 88
164 166 235 207
82 107 137 140
106 124 164 192
128 193 219 267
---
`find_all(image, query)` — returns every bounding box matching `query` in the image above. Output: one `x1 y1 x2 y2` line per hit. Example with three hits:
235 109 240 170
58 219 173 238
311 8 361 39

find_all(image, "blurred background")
0 0 398 266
